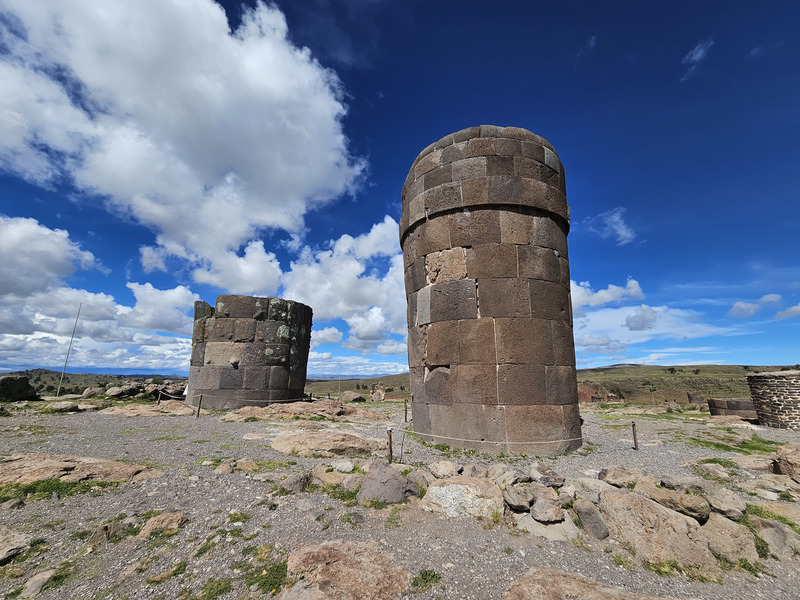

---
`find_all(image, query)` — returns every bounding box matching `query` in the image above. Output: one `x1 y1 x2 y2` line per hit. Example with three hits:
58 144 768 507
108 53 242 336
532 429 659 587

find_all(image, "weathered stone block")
477 278 531 318
495 318 553 365
204 342 243 367
218 367 243 390
424 182 462 216
545 366 578 405
426 248 467 284
495 138 522 156
194 300 214 320
270 366 290 389
268 298 289 322
466 244 518 278
498 364 547 405
518 246 560 281
453 364 497 405
449 210 500 247
233 319 256 343
461 178 490 206
417 218 451 256
414 148 442 178
488 176 524 205
263 344 289 366
452 157 487 181
429 279 478 322
466 137 496 157
423 164 453 191
205 318 234 342
190 342 206 367
499 210 535 245
486 155 515 176
458 318 496 364
529 280 570 322
426 320 460 366
422 366 453 405
243 366 270 390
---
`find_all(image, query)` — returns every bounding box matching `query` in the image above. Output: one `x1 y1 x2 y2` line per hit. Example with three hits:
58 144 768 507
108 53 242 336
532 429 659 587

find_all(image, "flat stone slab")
221 399 388 423
271 430 383 458
0 453 162 485
99 400 200 416
503 567 681 600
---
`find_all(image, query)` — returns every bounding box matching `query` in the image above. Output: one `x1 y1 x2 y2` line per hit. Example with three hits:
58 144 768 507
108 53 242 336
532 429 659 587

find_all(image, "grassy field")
6 363 798 405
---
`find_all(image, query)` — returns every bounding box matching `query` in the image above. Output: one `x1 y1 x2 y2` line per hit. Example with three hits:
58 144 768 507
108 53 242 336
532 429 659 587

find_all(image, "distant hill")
1 368 186 396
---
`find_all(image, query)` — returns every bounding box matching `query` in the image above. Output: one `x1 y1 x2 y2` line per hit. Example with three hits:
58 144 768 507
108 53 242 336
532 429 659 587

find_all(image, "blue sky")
0 1 798 377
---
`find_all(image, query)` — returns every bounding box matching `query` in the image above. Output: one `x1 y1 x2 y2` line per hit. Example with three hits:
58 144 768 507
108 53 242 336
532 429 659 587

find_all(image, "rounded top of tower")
399 125 568 242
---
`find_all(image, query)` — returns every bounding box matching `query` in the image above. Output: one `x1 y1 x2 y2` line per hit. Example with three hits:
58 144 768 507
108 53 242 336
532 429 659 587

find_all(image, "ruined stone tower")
400 126 581 455
187 295 312 409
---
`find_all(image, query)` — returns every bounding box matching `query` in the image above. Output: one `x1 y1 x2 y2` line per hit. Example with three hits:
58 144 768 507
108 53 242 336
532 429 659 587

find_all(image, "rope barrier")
399 426 582 446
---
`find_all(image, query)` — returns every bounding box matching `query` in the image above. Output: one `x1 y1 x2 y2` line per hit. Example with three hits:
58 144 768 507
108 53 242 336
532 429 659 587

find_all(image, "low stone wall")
747 370 800 430
706 398 757 420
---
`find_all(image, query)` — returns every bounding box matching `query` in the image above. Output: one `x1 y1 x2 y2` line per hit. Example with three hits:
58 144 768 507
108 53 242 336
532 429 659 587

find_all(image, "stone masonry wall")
747 370 800 430
706 398 758 420
187 295 312 410
400 125 582 456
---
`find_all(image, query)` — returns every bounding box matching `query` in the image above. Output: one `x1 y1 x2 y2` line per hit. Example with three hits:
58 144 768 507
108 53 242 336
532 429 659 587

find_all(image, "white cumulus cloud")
729 293 781 318
582 207 636 245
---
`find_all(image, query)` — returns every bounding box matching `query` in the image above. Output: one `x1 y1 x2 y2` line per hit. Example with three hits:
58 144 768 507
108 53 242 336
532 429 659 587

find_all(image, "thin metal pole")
404 397 408 422
632 421 638 451
56 303 81 397
387 427 393 464
195 394 203 418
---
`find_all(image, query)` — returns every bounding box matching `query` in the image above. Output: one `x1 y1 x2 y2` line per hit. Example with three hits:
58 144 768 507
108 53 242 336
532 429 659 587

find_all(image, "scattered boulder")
599 488 721 578
567 477 614 504
753 501 800 525
236 458 259 472
279 471 312 493
0 524 32 565
512 515 579 542
503 485 535 512
331 460 355 473
598 466 658 489
44 400 79 413
82 386 106 398
638 482 710 523
340 391 367 403
213 459 235 474
281 540 410 600
429 460 461 479
487 463 508 481
530 489 564 524
357 462 418 505
421 476 504 519
702 513 759 565
496 468 530 489
573 499 609 540
271 430 383 458
0 375 39 402
774 443 800 483
312 464 345 486
20 569 56 598
462 464 488 478
528 462 565 487
503 567 680 600
89 518 138 544
99 400 197 416
137 512 186 539
0 453 160 485
702 485 746 520
224 398 388 423
746 515 800 560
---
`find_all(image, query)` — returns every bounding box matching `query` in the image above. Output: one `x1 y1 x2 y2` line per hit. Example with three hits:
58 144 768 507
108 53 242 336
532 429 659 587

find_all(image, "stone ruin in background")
186 295 312 409
400 125 582 456
747 370 800 430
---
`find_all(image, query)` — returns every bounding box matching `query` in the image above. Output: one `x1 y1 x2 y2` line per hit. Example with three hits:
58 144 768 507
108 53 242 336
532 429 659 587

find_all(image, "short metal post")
632 421 638 451
404 398 408 423
195 394 203 418
387 427 393 464
156 390 162 406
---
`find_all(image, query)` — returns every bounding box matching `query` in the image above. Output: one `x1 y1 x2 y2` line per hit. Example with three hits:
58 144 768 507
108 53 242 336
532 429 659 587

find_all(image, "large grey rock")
496 469 530 489
281 540 410 600
747 516 800 559
420 476 504 519
0 376 38 402
462 464 488 478
503 485 535 512
272 430 382 458
356 462 418 505
531 497 564 523
573 499 609 540
503 567 680 600
0 525 32 565
599 488 721 578
702 513 759 565
340 391 367 403
638 482 710 523
702 485 746 520
0 453 160 485
279 470 312 493
774 443 800 484
598 466 658 489
136 512 186 539
45 401 79 413
528 462 565 487
20 569 56 598
428 460 460 479
82 386 106 398
487 463 508 481
568 477 614 504
513 515 579 542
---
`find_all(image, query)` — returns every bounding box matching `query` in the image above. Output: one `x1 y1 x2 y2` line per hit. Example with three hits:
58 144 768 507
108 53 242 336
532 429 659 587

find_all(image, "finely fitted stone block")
190 342 206 367
429 279 478 322
466 244 518 278
424 182 462 215
271 366 290 389
204 342 243 367
192 318 207 343
545 366 578 405
192 365 221 390
461 178 490 206
405 260 428 293
499 210 535 245
529 280 570 322
194 300 214 320
495 138 522 156
452 157 487 181
458 318 496 364
426 320 459 366
466 137 496 157
243 366 270 389
417 218 451 255
423 164 453 190
495 318 553 365
498 364 547 405
449 210 500 247
518 246 560 281
205 318 234 342
488 176 524 205
453 364 497 405
233 318 256 342
241 342 267 366
426 248 467 284
219 367 244 390
423 366 452 405
402 126 579 455
477 278 531 318
415 149 442 178
269 298 289 322
263 343 289 365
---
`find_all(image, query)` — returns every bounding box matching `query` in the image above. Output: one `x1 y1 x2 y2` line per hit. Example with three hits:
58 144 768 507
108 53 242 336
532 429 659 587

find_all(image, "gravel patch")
1 401 798 599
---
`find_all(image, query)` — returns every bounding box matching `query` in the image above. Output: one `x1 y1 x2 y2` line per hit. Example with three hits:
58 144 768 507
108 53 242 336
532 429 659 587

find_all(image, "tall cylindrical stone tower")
400 125 581 455
186 294 312 409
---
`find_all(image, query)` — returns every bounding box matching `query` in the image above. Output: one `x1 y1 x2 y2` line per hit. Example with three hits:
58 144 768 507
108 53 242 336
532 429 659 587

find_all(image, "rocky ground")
1 398 800 600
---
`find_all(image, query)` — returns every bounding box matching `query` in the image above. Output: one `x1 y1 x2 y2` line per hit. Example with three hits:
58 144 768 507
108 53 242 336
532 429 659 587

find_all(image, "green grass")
698 457 739 469
613 554 635 571
736 514 772 559
643 560 682 576
746 504 800 536
147 561 187 584
197 577 233 600
0 478 116 503
324 484 359 506
43 560 75 590
148 435 187 441
411 569 440 593
228 512 250 524
718 557 770 577
241 560 287 596
685 434 783 455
